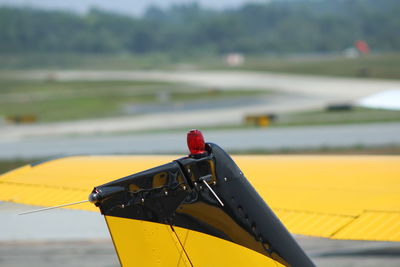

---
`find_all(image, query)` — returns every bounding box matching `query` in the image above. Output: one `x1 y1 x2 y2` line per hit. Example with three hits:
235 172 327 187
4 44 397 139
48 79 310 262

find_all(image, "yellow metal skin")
105 216 191 267
105 215 281 267
1 155 399 241
172 226 284 267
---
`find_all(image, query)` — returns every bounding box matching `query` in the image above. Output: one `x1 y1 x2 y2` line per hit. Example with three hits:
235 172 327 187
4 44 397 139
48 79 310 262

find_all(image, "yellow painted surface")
173 226 280 267
0 156 177 190
240 156 400 216
274 209 353 238
105 216 191 267
332 211 400 241
176 201 269 255
0 156 177 211
1 155 399 241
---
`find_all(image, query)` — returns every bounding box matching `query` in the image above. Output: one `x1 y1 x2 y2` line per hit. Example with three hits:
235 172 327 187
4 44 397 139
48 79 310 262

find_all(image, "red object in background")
355 40 370 54
187 129 206 155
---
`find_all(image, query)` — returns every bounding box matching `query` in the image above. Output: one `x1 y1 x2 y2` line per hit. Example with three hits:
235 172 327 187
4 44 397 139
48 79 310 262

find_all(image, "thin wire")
202 180 224 207
18 200 89 215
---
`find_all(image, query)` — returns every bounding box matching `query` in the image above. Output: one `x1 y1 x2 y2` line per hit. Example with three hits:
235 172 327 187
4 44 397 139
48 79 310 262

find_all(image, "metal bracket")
200 176 224 207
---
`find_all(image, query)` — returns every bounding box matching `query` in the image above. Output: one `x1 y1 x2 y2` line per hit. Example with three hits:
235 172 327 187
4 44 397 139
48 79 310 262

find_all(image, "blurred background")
0 0 399 266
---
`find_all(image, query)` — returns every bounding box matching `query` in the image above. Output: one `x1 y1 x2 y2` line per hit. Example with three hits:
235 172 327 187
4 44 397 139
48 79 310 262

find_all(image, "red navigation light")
187 129 206 155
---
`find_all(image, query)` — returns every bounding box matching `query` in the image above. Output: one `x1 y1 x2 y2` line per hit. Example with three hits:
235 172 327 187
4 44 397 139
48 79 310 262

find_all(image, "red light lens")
187 129 206 155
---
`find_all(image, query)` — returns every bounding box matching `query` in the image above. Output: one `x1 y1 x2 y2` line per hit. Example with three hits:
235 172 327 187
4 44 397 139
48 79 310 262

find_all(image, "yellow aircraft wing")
0 155 399 242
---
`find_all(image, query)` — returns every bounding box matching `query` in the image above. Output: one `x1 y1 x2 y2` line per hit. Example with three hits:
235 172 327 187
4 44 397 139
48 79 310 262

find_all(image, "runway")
1 122 399 159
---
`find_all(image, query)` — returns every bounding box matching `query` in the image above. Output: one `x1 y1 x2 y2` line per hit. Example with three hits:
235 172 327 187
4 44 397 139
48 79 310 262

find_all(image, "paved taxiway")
1 122 399 159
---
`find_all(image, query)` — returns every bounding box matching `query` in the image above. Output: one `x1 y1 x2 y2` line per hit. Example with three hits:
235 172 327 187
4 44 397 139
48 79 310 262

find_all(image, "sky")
0 0 268 16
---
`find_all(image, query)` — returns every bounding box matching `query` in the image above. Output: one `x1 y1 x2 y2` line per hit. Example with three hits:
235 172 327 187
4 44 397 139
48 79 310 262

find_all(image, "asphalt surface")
1 203 399 267
1 122 399 159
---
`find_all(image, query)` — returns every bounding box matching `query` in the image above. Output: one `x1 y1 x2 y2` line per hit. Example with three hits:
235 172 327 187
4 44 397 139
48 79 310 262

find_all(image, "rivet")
224 177 228 182
164 191 168 196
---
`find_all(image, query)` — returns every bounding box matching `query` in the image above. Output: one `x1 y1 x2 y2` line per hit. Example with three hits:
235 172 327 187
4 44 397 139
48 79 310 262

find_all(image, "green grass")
1 52 400 80
0 159 34 175
271 107 400 127
0 53 176 70
207 52 400 80
0 79 265 122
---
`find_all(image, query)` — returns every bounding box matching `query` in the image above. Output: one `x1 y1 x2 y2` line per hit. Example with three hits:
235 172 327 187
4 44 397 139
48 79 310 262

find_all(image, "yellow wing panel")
0 181 96 211
274 209 353 238
1 156 177 190
332 211 400 241
241 156 400 216
1 155 399 242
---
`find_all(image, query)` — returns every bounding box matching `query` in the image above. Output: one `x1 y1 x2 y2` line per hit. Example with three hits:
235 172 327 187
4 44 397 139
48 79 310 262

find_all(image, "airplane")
1 129 399 266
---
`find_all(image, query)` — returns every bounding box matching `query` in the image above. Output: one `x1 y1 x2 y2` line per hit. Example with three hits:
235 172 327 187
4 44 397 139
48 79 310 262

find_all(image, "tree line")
0 0 399 55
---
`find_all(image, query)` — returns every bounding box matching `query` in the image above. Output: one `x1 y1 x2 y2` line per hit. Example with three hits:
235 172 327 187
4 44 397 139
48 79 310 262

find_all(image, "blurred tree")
0 0 399 55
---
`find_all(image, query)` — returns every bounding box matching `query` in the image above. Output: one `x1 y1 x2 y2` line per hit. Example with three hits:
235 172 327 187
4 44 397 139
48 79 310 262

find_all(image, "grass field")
1 52 399 79
0 159 35 175
272 107 400 126
1 52 399 124
0 53 175 70
208 52 400 80
0 79 264 122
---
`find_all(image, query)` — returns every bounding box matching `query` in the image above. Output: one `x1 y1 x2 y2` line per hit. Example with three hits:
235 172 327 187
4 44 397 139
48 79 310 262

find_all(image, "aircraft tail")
91 140 314 266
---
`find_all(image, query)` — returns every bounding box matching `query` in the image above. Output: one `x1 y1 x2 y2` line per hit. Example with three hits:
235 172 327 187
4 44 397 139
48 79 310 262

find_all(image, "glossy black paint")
91 143 315 267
